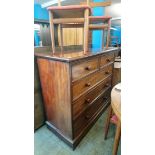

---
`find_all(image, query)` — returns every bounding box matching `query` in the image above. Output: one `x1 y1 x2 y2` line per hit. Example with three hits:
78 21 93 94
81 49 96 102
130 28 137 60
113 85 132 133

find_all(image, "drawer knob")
85 98 91 103
106 59 110 62
105 71 109 75
85 115 91 119
85 83 91 87
85 66 91 71
105 83 109 87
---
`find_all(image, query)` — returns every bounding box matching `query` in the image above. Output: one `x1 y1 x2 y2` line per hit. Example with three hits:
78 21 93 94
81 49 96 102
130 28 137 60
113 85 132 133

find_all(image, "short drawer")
72 64 113 100
100 54 114 68
72 57 99 81
73 76 112 118
73 90 111 138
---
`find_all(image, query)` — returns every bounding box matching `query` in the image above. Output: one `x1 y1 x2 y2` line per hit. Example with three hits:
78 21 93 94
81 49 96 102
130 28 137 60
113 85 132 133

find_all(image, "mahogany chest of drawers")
35 48 118 149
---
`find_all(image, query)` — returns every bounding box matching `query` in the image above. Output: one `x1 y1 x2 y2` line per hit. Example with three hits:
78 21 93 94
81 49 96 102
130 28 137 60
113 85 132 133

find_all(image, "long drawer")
73 89 111 138
72 64 113 100
72 76 112 118
72 57 99 82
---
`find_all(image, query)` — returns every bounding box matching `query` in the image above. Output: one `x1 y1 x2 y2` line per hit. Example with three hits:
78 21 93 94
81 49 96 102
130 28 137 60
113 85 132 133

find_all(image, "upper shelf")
47 5 92 18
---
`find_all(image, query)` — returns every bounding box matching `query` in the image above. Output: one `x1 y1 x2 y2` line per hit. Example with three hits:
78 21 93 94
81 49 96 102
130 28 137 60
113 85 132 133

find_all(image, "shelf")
89 16 111 24
48 5 91 18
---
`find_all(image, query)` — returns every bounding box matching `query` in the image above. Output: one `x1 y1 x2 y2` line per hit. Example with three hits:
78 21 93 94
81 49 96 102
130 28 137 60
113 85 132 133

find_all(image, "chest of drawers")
35 48 117 149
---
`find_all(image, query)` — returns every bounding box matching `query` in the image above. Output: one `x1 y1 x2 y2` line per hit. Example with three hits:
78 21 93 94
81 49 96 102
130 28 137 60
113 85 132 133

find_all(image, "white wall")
105 1 121 26
105 2 121 17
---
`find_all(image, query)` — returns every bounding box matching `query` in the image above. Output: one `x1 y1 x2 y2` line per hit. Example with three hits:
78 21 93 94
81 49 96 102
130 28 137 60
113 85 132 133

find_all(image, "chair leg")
83 8 89 54
104 106 113 140
112 120 121 155
49 11 56 54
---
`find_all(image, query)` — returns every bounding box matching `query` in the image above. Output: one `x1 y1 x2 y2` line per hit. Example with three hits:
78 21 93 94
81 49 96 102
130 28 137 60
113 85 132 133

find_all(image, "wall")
92 0 105 49
34 30 41 46
34 3 50 46
105 2 121 18
34 3 49 21
105 1 121 46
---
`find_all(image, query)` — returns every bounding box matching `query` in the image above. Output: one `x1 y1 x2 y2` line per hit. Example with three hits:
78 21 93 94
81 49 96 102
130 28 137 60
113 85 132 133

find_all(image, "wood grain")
49 11 55 53
47 6 91 18
35 48 117 149
83 8 89 54
89 24 108 30
37 58 72 139
72 64 113 100
53 18 85 24
58 28 84 46
72 57 99 81
100 53 114 67
73 89 111 138
106 19 111 49
112 120 121 155
104 105 113 140
73 76 112 118
80 1 111 7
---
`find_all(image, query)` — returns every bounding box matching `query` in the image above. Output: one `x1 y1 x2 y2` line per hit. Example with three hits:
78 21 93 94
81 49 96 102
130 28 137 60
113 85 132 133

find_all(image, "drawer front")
72 64 113 100
73 89 111 138
100 54 114 67
73 76 112 118
72 57 99 81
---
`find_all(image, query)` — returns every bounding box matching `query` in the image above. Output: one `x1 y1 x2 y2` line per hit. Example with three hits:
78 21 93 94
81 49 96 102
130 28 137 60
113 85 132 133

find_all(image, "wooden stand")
48 5 91 54
47 0 112 54
89 16 111 49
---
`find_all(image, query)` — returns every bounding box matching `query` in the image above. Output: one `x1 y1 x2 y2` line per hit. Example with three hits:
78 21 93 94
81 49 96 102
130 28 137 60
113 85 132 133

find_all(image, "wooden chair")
47 0 91 54
104 83 121 155
104 106 121 155
104 106 117 139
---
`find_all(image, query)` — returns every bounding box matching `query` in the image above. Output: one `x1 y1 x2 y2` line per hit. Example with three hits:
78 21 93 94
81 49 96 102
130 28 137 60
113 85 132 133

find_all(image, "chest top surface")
34 47 119 62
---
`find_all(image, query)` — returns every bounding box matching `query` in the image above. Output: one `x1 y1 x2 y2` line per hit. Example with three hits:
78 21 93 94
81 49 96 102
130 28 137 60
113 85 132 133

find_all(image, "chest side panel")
37 58 72 139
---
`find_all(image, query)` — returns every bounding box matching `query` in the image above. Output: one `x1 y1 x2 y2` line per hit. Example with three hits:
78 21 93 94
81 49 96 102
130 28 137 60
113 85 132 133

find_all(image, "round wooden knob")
85 66 91 71
85 83 91 87
85 115 91 119
105 71 109 75
85 98 91 103
105 83 109 87
106 59 110 62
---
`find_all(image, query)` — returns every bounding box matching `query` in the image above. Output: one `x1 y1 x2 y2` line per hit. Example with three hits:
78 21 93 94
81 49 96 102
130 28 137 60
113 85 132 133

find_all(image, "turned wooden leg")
106 19 111 49
102 30 105 49
49 11 55 53
104 106 113 140
59 24 63 53
112 120 121 155
83 8 89 54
